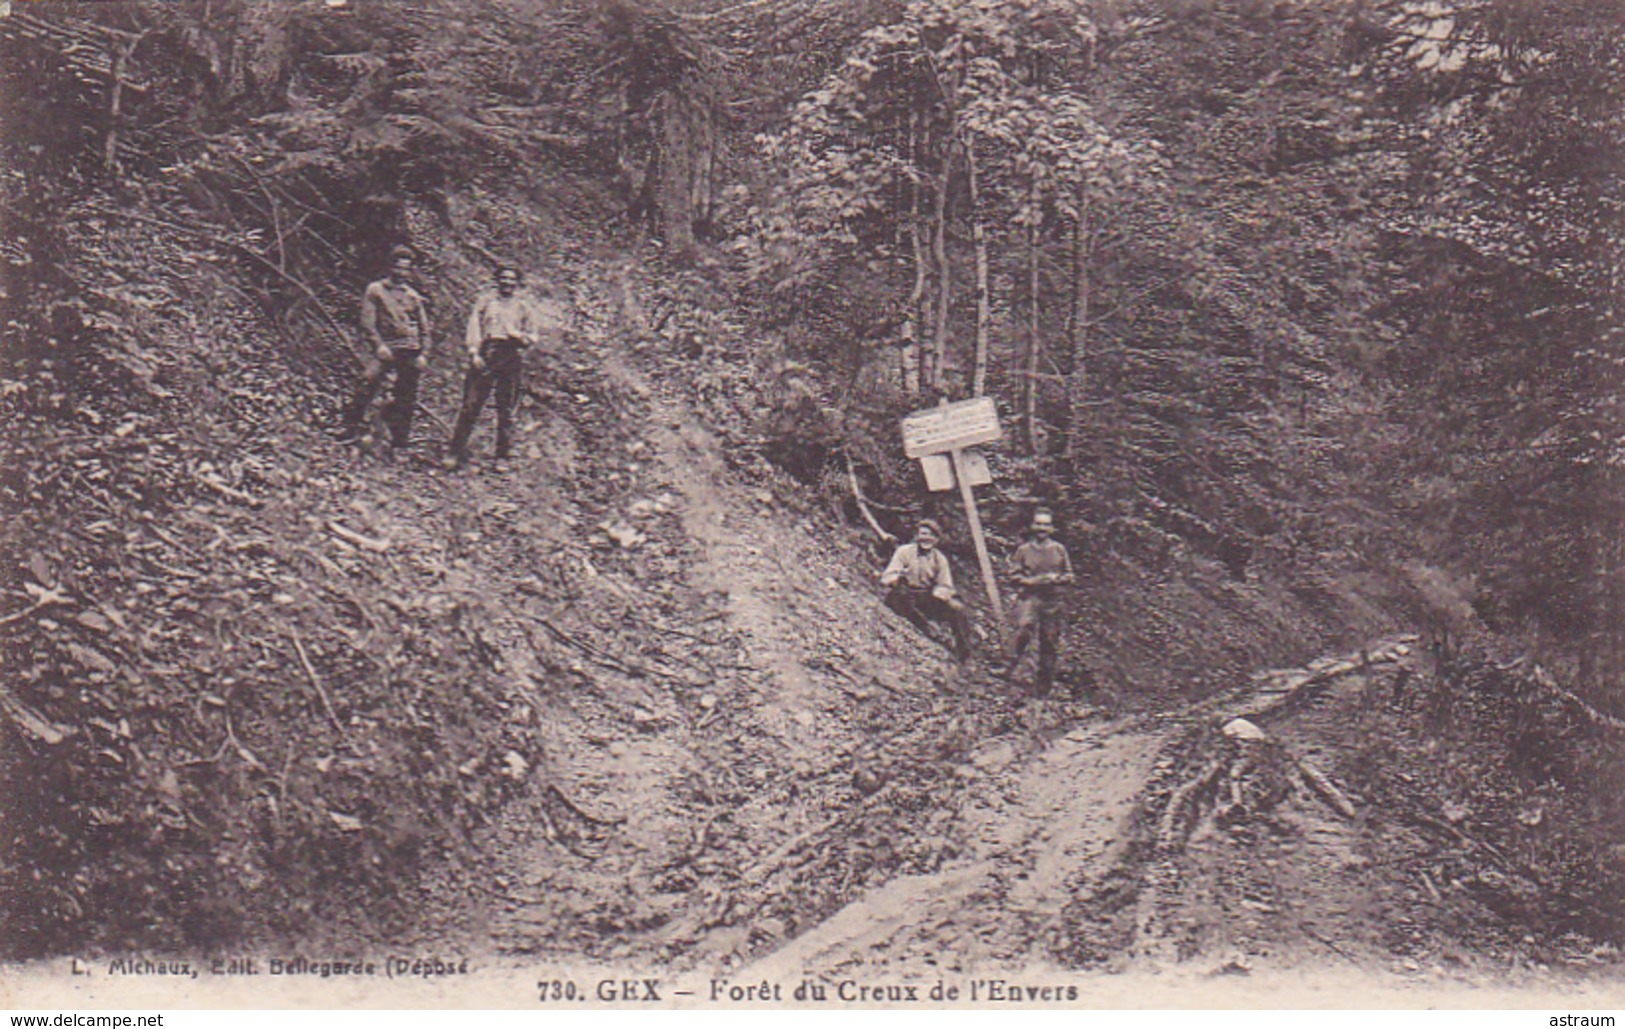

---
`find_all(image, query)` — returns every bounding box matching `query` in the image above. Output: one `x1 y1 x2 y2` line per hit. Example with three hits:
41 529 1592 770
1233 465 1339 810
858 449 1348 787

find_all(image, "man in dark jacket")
336 245 433 447
880 518 972 662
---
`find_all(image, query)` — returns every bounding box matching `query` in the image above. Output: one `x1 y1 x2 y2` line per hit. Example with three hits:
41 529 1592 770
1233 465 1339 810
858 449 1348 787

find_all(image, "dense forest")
2 0 1622 985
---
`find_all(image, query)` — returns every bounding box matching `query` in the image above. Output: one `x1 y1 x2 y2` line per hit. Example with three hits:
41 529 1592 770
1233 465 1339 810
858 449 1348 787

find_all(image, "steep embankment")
1 188 1047 960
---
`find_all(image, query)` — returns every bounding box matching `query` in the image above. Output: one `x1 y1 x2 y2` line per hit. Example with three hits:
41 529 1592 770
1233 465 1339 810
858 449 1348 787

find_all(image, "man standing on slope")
880 518 973 662
1003 507 1074 693
444 264 555 470
336 245 432 448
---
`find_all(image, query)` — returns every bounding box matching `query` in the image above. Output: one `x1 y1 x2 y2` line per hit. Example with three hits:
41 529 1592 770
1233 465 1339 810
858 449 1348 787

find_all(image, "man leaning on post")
880 518 973 663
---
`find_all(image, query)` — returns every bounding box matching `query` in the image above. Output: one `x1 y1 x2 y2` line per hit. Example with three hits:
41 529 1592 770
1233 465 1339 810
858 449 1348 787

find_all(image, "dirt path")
742 718 1166 977
459 267 984 966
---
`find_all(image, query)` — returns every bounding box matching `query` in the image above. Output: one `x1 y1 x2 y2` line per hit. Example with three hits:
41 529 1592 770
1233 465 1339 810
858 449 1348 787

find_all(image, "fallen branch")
195 469 263 507
546 783 624 826
1294 755 1358 820
532 615 698 687
224 709 267 772
328 520 391 553
1527 663 1625 732
0 595 73 629
1156 753 1226 850
741 783 895 886
1299 921 1360 964
845 452 896 544
1237 636 1414 722
0 686 76 745
289 629 347 737
79 202 356 358
132 550 202 580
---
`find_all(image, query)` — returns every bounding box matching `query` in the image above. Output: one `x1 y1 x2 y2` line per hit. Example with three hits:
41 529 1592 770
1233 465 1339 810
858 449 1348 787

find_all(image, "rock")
501 751 529 779
699 693 717 710
601 521 646 549
1211 955 1252 976
1221 717 1268 741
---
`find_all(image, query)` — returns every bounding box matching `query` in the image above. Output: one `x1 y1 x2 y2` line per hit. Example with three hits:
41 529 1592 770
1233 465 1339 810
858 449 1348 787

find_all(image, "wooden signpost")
901 397 1005 628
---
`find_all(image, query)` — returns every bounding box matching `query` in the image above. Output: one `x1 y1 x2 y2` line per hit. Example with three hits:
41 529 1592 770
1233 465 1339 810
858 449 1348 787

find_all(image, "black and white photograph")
2 0 1623 1012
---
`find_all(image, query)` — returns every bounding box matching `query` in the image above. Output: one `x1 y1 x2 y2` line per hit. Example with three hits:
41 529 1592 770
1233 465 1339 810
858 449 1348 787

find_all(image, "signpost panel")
920 449 991 492
902 397 1002 458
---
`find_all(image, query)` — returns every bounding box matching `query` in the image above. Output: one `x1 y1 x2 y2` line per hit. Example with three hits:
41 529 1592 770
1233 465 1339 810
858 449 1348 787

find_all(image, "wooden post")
950 446 1004 632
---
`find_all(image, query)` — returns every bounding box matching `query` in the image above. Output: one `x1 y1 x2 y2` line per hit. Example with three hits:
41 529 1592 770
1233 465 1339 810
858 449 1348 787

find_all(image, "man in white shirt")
880 519 972 662
444 265 562 470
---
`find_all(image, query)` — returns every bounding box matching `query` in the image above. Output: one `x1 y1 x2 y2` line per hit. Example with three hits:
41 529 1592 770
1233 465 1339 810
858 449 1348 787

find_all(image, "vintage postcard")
2 0 1622 1012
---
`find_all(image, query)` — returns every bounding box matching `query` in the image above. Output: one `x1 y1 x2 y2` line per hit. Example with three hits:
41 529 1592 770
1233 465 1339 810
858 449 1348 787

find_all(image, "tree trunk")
902 112 924 397
1023 171 1042 454
905 221 926 396
1065 182 1091 466
966 136 990 398
103 37 137 175
930 156 951 397
658 91 707 264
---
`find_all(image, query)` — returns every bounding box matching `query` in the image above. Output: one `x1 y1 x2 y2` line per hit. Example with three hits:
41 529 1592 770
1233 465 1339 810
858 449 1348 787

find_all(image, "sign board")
921 448 991 492
901 397 1002 459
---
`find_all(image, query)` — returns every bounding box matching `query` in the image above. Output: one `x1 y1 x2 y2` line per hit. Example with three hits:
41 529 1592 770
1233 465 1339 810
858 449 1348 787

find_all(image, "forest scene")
1 0 1622 1000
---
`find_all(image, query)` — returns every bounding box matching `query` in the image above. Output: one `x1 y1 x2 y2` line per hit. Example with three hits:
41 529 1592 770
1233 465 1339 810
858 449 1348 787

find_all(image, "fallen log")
1528 663 1625 732
1156 753 1226 850
1294 755 1358 821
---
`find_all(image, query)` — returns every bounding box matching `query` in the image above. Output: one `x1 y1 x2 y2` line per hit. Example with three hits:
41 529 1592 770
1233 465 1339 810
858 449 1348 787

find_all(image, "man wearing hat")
445 264 551 470
880 518 973 662
336 244 432 447
1005 507 1075 692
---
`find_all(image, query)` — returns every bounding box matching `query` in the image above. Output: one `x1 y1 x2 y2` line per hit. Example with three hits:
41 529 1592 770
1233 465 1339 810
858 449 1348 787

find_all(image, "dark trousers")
448 340 523 460
341 347 420 446
884 585 972 661
1010 593 1062 687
